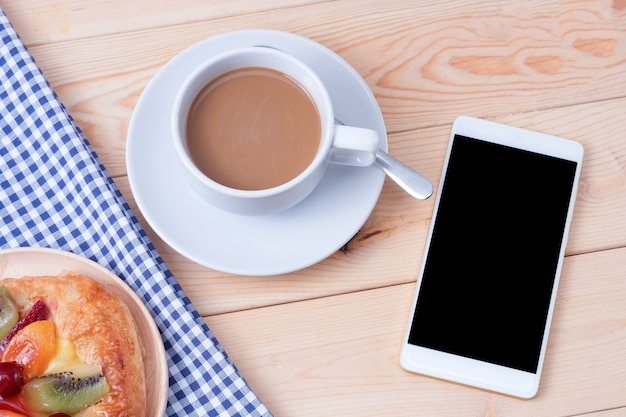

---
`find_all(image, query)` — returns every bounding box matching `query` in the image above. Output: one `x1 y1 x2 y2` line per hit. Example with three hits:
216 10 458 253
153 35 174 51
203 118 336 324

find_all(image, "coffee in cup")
185 66 320 191
172 46 379 216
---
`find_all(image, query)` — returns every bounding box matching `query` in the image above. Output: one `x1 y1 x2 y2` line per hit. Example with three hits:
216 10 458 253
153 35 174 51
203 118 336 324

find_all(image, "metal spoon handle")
375 149 433 200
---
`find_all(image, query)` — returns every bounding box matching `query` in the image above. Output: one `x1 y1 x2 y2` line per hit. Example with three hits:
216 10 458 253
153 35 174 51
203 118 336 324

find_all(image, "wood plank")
0 0 323 45
205 247 626 416
114 96 626 315
575 409 626 417
13 0 625 144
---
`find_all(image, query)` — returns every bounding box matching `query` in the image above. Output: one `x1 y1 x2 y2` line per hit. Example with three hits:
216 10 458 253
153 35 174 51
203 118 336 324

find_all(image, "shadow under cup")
172 47 337 216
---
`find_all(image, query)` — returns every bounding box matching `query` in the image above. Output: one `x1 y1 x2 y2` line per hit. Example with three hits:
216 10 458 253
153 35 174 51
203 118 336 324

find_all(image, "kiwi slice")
22 364 109 415
0 286 18 341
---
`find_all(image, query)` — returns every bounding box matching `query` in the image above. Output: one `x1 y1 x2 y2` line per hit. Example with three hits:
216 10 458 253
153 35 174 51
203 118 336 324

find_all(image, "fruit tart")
0 272 146 417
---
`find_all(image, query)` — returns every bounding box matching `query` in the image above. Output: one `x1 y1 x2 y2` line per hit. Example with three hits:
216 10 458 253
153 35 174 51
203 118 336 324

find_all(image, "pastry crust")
1 272 146 417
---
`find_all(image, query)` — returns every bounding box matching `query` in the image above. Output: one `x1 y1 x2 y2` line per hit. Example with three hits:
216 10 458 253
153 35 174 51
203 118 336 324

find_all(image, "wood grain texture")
0 0 322 45
4 0 626 415
1 0 622 176
206 248 626 416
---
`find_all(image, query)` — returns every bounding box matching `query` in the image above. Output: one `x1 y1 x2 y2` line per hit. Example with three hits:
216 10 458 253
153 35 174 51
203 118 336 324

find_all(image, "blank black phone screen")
407 134 578 373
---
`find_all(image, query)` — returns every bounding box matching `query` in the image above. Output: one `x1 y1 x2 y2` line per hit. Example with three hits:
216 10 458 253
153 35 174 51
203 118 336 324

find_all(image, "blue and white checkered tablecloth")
0 8 272 417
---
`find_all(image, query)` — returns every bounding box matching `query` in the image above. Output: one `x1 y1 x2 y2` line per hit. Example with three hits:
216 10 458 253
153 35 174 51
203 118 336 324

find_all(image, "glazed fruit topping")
0 292 109 417
0 362 23 398
0 288 19 342
0 410 28 417
22 364 109 416
2 321 56 380
0 300 49 352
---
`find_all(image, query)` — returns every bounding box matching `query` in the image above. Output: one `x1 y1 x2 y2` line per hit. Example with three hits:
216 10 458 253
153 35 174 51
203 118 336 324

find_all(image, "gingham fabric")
0 9 272 417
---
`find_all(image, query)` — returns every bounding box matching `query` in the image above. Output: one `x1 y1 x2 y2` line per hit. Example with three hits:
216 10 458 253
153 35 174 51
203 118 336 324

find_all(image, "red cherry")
0 362 23 398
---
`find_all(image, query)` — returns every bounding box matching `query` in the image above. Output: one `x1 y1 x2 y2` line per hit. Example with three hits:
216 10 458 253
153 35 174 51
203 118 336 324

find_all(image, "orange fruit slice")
2 320 56 380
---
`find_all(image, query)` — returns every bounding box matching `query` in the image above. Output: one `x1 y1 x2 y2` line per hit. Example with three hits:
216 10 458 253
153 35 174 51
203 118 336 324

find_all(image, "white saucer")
126 29 387 276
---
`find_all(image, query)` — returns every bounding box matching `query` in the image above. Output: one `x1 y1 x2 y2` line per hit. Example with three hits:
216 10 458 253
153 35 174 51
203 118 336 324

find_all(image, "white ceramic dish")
126 29 387 276
0 247 168 417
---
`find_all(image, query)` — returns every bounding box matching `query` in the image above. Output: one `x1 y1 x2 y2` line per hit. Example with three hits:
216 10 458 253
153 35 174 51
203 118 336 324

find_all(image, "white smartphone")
400 116 584 398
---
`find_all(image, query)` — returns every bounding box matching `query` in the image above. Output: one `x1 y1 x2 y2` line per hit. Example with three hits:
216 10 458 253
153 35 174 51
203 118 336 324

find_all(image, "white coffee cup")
172 46 379 216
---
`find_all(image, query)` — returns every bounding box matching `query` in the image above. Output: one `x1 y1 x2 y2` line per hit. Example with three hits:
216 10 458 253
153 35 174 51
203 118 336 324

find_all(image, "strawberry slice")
0 300 49 352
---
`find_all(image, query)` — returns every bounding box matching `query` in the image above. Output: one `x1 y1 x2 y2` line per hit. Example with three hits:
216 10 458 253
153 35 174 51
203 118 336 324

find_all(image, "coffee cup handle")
328 125 379 166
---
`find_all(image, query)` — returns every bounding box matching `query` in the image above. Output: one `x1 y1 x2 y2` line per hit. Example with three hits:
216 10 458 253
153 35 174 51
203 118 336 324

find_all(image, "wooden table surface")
3 1 626 416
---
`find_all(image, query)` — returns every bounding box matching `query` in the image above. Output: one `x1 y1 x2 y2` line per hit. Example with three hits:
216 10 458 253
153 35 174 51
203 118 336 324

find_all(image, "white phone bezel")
400 115 584 399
